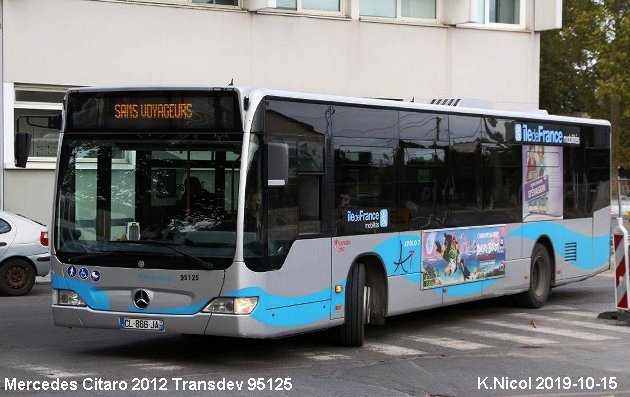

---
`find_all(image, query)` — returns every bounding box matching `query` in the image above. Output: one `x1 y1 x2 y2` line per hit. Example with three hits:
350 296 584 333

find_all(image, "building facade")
2 0 561 224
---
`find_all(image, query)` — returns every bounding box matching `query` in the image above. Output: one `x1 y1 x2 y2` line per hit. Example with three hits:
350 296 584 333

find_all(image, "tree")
540 0 604 115
540 0 629 187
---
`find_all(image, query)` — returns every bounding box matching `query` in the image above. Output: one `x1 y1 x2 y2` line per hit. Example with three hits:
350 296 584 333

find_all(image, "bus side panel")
438 224 523 305
387 275 442 317
331 232 407 319
480 259 530 297
560 206 610 279
592 205 612 270
216 238 333 338
481 223 529 298
515 218 607 284
377 232 441 317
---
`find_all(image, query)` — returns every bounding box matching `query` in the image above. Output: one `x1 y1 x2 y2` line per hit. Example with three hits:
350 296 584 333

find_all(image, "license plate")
119 317 164 332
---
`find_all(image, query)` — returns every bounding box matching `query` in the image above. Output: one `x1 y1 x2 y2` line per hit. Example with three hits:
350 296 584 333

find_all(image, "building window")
361 0 437 19
276 0 340 12
478 0 522 25
14 86 67 160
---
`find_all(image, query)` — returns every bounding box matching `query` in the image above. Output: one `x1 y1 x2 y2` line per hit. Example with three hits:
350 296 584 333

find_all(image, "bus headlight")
55 289 87 307
203 297 258 315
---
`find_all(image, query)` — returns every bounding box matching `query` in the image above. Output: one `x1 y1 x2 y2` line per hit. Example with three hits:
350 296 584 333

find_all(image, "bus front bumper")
52 305 275 338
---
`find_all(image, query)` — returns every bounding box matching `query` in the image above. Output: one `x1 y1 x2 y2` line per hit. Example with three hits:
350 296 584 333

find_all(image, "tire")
338 262 366 347
514 243 551 308
0 259 36 296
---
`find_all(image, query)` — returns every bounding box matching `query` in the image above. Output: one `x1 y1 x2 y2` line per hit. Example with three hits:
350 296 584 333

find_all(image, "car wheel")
0 259 36 296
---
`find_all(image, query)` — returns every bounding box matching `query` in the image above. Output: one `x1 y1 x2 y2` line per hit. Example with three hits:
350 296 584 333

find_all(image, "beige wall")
4 169 56 225
2 0 541 223
4 0 539 108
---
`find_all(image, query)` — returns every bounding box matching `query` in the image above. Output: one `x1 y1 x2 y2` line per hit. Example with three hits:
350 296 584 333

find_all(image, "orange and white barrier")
614 217 630 311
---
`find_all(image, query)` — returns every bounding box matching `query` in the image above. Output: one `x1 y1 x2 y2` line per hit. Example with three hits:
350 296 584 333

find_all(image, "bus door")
262 132 333 327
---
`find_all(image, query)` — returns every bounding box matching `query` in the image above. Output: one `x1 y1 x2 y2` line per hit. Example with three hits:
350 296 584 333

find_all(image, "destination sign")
66 90 241 133
514 122 581 146
114 103 194 120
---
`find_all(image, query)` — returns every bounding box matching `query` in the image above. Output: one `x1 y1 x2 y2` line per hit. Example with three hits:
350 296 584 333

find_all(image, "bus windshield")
55 133 243 270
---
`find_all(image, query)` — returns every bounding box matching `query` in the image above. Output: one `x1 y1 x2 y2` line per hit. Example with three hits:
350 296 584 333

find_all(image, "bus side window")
446 115 483 227
267 140 298 257
297 139 324 234
265 100 330 268
332 105 398 235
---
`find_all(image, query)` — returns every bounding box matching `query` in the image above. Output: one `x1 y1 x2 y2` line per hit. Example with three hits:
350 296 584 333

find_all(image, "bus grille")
564 242 577 262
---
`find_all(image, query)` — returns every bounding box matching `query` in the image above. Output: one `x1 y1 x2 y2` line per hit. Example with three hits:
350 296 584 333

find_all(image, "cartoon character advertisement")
522 145 563 222
421 226 506 289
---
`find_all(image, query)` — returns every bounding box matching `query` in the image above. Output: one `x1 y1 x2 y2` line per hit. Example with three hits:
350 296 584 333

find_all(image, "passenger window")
480 117 521 223
298 141 324 172
399 141 448 230
399 111 448 142
446 115 483 227
0 219 11 234
399 112 449 230
332 106 398 139
332 105 398 235
334 139 397 235
298 175 322 234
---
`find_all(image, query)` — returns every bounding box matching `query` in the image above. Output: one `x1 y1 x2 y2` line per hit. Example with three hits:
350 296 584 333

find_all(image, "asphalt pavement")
2 270 630 397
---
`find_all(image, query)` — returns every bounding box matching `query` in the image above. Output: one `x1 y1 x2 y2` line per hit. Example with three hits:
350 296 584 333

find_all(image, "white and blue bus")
19 86 610 346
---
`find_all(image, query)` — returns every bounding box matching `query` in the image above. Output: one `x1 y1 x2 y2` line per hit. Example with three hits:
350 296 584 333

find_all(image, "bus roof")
67 85 611 128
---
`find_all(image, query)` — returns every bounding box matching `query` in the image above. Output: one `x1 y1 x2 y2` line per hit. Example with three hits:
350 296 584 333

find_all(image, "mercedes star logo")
133 290 150 309
138 260 145 268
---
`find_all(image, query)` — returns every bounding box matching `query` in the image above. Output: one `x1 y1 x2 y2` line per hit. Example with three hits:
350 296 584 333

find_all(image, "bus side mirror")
14 132 32 168
266 142 289 188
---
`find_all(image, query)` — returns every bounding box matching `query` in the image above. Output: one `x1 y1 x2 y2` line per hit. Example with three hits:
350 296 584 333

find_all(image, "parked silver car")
0 211 49 296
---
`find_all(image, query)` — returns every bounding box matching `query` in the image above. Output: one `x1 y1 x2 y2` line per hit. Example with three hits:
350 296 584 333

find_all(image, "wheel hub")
5 266 28 290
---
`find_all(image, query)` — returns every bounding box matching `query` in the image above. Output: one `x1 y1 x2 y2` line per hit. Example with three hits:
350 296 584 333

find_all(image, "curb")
36 274 51 284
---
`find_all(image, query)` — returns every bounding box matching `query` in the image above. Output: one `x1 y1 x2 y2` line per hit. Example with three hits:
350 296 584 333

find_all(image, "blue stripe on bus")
509 223 610 269
226 285 338 328
51 273 111 310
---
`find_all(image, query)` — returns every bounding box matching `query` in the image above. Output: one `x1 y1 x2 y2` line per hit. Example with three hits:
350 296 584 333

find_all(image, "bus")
18 86 610 346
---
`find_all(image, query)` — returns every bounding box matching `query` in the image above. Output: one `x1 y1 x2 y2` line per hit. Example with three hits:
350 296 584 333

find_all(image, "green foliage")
540 0 629 180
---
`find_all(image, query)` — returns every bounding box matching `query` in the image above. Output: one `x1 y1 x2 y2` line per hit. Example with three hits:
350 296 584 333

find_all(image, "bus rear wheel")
338 262 366 347
515 243 551 308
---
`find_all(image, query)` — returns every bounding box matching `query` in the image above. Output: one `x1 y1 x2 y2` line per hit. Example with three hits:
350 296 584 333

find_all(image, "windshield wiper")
114 240 214 270
67 252 123 263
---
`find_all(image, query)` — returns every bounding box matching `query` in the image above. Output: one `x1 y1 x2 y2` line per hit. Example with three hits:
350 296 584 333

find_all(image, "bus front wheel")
338 262 366 347
515 243 551 308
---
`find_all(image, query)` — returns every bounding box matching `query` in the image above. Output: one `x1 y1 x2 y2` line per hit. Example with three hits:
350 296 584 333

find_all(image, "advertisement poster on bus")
522 145 563 222
421 226 506 290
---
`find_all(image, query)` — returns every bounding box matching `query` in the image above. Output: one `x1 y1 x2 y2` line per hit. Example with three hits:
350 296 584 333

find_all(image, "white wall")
4 0 539 108
2 0 542 224
4 169 56 225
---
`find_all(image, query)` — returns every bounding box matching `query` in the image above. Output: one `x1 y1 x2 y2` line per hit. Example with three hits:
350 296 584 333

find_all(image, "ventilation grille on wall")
564 242 577 262
429 97 493 109
430 98 463 106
